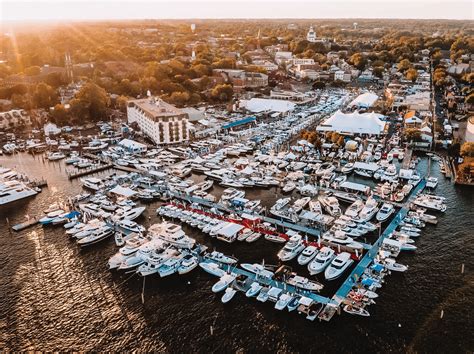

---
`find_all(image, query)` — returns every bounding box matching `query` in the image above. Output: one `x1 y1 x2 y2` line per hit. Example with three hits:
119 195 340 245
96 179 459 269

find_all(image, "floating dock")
11 218 40 231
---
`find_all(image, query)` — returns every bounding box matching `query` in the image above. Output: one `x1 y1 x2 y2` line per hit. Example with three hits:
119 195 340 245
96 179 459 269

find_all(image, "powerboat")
376 203 395 222
158 257 183 277
47 152 65 161
343 305 370 317
324 252 354 280
277 234 305 261
341 163 354 174
318 195 341 216
148 222 195 249
256 287 270 302
426 177 438 189
358 196 379 222
282 181 296 193
245 282 263 297
205 251 238 264
0 180 38 205
241 263 275 279
114 206 146 221
322 230 363 250
297 245 319 265
212 273 237 293
345 199 365 218
221 287 237 303
275 293 293 310
199 261 226 277
117 219 145 233
77 226 113 246
286 274 323 292
178 254 199 274
80 177 104 191
308 247 335 275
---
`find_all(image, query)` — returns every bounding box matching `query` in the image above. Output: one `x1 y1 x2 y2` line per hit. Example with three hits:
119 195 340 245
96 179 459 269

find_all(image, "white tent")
349 92 378 108
109 185 137 198
317 110 386 135
240 98 296 113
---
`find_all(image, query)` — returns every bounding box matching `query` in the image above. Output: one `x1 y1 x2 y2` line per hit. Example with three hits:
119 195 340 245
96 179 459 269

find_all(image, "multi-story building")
0 109 30 130
127 97 189 145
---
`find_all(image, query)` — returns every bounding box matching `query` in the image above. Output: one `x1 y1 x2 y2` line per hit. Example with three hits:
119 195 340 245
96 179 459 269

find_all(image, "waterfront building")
307 26 317 42
127 97 189 145
0 109 30 130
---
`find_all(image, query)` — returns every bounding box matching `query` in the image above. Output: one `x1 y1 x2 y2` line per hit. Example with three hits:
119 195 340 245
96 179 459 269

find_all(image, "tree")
349 53 367 70
51 104 68 125
373 67 384 79
33 83 57 108
116 95 128 112
24 66 41 76
404 128 422 142
210 84 233 102
465 93 474 105
406 68 418 82
75 82 110 121
167 91 190 107
397 59 412 72
460 142 474 157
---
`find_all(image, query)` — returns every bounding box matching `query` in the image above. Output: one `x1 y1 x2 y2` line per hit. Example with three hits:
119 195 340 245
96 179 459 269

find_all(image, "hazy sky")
1 0 473 21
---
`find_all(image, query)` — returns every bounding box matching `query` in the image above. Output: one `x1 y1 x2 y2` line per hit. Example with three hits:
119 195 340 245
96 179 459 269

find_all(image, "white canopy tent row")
316 110 387 136
348 92 379 109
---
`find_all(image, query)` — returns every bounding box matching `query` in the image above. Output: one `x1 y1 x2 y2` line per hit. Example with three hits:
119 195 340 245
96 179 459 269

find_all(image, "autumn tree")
51 104 68 125
460 142 474 157
406 68 418 82
210 84 233 102
33 83 57 108
75 82 110 121
397 59 412 72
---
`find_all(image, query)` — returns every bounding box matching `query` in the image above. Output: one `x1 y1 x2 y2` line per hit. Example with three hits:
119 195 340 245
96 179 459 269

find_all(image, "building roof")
222 116 256 129
128 98 185 118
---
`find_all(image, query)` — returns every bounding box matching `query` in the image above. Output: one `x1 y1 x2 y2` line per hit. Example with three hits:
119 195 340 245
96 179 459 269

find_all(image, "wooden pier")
67 163 113 180
12 217 40 231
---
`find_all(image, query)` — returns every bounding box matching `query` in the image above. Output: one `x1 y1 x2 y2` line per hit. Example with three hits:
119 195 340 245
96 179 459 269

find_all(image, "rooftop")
128 97 185 118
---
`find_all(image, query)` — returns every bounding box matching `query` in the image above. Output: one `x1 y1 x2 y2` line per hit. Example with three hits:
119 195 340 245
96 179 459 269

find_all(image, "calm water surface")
0 153 472 352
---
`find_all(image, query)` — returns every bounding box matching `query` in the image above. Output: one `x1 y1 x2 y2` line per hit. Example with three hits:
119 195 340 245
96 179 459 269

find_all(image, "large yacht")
277 233 305 261
148 222 196 249
0 180 38 205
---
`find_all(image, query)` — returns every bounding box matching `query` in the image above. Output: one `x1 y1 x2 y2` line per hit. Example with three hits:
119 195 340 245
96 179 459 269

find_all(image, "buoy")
210 325 214 335
398 323 402 327
440 309 444 319
461 263 465 274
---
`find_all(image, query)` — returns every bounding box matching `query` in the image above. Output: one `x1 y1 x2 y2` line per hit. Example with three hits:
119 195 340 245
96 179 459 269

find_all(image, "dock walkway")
331 179 426 306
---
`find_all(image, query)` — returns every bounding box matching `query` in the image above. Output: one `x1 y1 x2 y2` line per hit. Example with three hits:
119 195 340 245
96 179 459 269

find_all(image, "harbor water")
0 153 473 352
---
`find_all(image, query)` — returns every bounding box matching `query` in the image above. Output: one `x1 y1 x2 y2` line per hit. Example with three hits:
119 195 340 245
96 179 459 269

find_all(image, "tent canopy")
349 92 378 108
317 110 386 135
109 185 137 198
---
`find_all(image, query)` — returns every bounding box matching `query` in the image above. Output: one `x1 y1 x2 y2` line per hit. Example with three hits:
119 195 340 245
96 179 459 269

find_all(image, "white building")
307 26 317 43
334 70 351 82
0 109 30 130
291 58 315 66
274 51 293 65
127 97 189 145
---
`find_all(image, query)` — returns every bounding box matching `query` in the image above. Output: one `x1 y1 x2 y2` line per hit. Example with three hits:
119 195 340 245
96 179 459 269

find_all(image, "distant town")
0 19 473 181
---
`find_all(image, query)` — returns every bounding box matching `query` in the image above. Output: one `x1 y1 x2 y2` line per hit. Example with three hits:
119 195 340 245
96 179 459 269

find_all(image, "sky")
1 0 473 21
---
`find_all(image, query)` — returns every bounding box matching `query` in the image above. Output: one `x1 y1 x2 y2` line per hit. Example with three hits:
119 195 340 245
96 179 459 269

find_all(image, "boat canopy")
298 296 314 306
353 162 380 172
217 223 244 237
339 181 370 194
109 185 137 198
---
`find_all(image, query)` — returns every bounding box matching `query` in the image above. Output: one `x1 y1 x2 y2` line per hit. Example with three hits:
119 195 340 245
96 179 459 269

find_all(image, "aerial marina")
1 8 472 352
1 87 451 323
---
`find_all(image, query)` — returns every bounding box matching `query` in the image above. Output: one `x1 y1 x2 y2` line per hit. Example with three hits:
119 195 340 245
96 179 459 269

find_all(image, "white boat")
80 177 104 191
309 200 322 214
47 152 65 161
286 274 323 292
0 180 38 205
277 234 305 261
323 230 363 249
221 287 237 303
115 232 125 246
77 226 113 246
426 177 438 189
376 203 395 222
115 206 146 221
256 287 270 302
199 261 226 277
245 232 261 243
178 254 199 274
381 258 408 272
413 195 447 212
297 245 319 265
324 252 353 280
341 163 354 174
282 181 296 193
287 296 300 312
343 305 370 317
270 197 291 216
245 282 263 297
275 293 292 310
206 251 238 264
117 219 145 233
318 195 341 216
264 234 287 243
148 222 195 249
158 257 183 277
241 263 274 279
39 209 66 224
212 273 237 293
308 247 335 275
358 196 379 222
292 197 311 213
345 199 365 218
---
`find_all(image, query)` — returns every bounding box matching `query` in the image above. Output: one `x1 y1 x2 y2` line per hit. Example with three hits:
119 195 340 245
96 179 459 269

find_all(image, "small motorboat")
275 293 293 310
199 261 226 277
343 305 370 317
221 287 237 303
264 234 287 243
381 258 408 272
324 252 353 281
308 247 335 275
297 245 319 265
115 232 125 247
376 203 395 222
211 273 237 293
287 296 300 312
245 232 261 243
178 254 199 274
256 287 270 302
245 282 263 297
206 251 238 264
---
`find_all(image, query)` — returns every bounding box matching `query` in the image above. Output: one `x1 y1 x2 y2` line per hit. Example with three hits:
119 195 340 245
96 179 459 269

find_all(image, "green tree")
75 82 110 121
404 128 422 142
